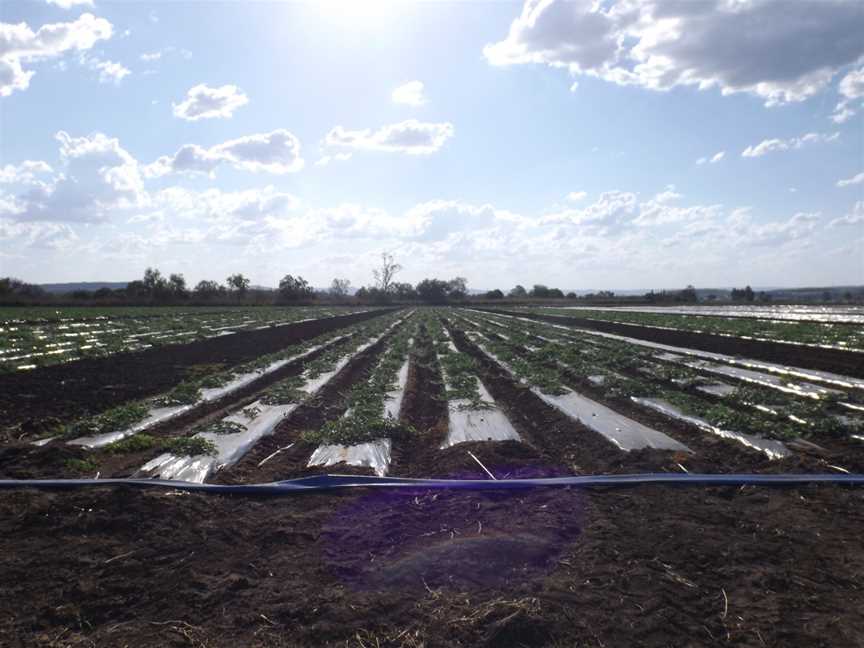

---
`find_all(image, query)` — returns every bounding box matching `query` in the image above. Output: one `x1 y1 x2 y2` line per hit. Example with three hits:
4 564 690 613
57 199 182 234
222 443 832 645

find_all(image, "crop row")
0 305 371 372
453 310 864 449
14 306 864 483
40 311 404 455
524 306 864 350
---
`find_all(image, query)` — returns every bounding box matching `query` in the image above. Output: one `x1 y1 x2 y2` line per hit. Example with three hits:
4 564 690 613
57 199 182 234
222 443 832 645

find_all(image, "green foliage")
164 437 218 456
104 433 159 454
63 402 151 439
64 458 98 473
154 381 202 406
103 433 217 456
303 415 414 446
199 420 246 435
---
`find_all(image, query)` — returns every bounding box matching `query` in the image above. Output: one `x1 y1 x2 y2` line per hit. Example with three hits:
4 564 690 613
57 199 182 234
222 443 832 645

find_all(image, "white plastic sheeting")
442 379 521 448
631 397 791 460
141 316 408 483
533 304 864 324
469 336 690 453
695 383 737 397
308 439 392 477
683 360 844 400
307 354 412 476
438 329 521 448
141 403 297 482
475 310 864 392
67 338 348 449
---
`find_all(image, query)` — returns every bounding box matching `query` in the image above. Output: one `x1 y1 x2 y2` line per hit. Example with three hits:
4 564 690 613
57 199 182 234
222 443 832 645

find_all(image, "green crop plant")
63 402 151 439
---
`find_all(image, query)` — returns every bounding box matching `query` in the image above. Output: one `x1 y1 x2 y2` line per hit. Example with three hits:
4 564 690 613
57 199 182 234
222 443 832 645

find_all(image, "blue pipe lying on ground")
0 472 863 495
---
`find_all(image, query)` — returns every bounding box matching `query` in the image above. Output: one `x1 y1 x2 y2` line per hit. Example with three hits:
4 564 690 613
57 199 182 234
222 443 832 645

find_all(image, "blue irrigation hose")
0 472 863 496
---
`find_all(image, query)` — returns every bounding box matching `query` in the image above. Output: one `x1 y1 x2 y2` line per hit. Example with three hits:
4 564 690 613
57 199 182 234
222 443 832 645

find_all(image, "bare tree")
329 278 351 297
372 252 402 293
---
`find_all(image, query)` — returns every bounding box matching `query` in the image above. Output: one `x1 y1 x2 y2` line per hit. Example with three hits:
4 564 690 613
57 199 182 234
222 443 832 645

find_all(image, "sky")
0 0 863 292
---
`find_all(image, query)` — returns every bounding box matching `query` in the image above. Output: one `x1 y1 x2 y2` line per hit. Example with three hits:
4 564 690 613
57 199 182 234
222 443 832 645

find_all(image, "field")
0 305 371 372
525 305 864 349
1 305 863 646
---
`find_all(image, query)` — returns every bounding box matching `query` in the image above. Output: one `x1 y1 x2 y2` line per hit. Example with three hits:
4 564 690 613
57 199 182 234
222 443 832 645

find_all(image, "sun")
314 0 400 25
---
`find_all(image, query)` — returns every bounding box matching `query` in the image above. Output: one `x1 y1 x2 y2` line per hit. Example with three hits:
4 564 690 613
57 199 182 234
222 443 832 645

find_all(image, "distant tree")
143 268 167 293
125 280 148 298
484 289 504 299
168 273 188 298
392 282 417 300
447 277 468 300
373 252 402 293
329 278 352 298
731 286 755 302
278 274 313 301
355 286 369 300
194 280 224 298
678 285 697 303
509 285 527 298
565 292 578 299
822 290 833 302
0 277 44 297
226 273 250 296
416 278 451 304
530 285 555 298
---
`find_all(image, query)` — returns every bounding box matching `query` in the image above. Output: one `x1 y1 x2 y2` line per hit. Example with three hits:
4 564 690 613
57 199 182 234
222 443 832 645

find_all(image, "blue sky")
1 0 862 291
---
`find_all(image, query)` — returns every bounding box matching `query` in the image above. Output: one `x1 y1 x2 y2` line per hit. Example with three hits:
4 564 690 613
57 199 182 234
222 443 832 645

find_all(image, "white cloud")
0 131 146 223
392 80 426 106
566 191 587 201
45 0 94 8
741 132 839 158
172 83 249 121
696 151 725 165
80 53 129 83
832 66 864 123
837 172 864 188
314 153 352 167
484 0 864 107
0 13 112 96
830 202 864 227
139 46 192 64
0 219 78 251
323 119 454 155
0 160 53 184
144 129 304 177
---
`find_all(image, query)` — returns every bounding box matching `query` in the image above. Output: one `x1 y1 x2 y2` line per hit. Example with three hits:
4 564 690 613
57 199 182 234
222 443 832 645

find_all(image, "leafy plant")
63 402 151 439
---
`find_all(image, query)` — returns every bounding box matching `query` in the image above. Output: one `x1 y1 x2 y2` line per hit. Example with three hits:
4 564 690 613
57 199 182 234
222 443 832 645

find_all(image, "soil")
2 308 864 646
0 308 394 441
479 308 864 379
1 482 862 647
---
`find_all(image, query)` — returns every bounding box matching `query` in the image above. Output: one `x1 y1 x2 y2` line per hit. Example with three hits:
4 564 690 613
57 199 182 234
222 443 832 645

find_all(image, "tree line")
2 256 859 306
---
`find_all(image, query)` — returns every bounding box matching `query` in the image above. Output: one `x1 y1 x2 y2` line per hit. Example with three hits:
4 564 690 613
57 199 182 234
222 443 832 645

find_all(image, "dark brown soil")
1 482 862 647
479 308 864 379
0 308 394 441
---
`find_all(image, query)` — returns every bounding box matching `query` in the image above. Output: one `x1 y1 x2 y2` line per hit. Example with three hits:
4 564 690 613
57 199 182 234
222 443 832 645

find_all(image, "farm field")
521 305 864 350
540 303 864 324
1 305 863 646
0 305 373 372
